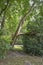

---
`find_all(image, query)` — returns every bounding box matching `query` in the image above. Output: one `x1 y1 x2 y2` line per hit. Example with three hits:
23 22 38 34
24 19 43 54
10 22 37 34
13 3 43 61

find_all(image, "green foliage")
0 0 43 58
0 39 11 59
16 36 23 45
0 42 11 59
22 35 43 56
0 29 11 59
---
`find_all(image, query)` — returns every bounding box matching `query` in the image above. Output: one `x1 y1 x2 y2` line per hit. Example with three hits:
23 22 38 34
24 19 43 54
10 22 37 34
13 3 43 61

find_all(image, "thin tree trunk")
11 3 35 47
0 0 9 16
0 0 9 29
1 12 5 29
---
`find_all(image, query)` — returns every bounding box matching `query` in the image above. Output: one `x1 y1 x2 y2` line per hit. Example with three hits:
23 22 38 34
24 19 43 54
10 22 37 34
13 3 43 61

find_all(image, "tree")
0 0 43 57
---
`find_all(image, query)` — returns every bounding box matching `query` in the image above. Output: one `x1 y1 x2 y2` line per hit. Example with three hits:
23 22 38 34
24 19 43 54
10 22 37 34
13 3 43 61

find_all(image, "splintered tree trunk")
11 3 35 47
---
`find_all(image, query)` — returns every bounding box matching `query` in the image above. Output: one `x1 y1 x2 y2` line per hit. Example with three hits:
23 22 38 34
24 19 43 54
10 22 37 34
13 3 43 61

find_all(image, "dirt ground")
0 51 43 65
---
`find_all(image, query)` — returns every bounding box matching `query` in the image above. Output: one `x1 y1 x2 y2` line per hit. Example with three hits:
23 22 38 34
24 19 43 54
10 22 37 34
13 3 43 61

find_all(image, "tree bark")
16 31 37 37
11 3 35 47
1 12 5 29
0 0 9 16
0 0 9 29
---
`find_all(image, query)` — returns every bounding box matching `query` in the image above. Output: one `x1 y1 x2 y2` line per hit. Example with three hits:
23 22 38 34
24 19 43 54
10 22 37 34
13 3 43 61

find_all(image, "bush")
0 37 11 59
0 29 12 59
16 36 23 45
22 35 43 56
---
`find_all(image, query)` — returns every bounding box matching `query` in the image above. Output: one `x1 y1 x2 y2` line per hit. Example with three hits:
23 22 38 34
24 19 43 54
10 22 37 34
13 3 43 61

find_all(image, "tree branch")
16 32 41 45
16 31 37 37
11 3 35 46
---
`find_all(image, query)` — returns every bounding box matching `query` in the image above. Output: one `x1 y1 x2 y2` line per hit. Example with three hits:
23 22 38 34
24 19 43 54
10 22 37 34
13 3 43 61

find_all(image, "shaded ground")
0 51 43 65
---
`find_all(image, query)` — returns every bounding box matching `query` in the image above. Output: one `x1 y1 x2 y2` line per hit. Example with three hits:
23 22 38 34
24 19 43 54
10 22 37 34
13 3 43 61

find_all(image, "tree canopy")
0 0 43 58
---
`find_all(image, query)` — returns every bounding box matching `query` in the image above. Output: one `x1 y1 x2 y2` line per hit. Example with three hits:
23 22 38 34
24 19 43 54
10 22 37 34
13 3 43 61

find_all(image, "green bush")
16 36 23 45
22 35 43 56
0 29 12 59
0 37 11 59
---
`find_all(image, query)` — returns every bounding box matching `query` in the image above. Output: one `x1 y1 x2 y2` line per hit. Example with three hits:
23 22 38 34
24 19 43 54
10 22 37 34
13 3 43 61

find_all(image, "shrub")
0 36 11 59
22 35 43 56
16 36 23 45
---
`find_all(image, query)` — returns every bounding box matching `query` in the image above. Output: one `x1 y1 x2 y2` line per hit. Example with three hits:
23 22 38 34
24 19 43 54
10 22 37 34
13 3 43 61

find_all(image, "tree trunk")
11 3 35 47
0 0 9 29
0 0 9 15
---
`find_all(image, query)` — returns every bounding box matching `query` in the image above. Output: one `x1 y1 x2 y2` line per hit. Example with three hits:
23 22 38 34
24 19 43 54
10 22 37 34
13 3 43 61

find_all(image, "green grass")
13 45 23 51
